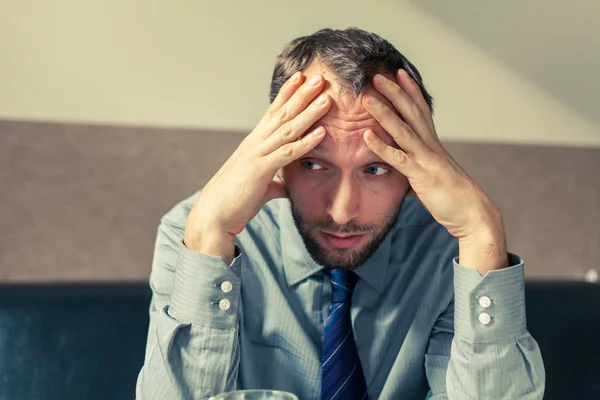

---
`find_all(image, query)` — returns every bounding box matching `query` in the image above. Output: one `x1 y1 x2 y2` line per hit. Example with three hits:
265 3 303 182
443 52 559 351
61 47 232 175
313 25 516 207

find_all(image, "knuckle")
275 107 291 122
311 101 323 111
417 150 436 165
393 125 413 143
392 85 404 98
400 126 414 138
265 106 278 118
410 103 424 119
280 143 295 158
394 149 408 164
422 153 443 170
278 123 293 140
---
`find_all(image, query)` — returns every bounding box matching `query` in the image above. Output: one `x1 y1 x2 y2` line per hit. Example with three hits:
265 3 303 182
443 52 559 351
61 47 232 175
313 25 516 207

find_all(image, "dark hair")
270 27 434 112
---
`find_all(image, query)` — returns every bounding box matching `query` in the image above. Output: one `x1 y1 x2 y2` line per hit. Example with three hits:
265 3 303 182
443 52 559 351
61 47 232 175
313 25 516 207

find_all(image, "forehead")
302 62 397 152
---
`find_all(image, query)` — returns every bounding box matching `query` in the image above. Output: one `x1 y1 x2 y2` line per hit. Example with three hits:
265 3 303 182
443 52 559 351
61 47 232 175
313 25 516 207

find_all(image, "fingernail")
312 126 325 136
290 72 301 83
365 94 380 105
308 75 321 87
314 94 328 105
374 74 387 85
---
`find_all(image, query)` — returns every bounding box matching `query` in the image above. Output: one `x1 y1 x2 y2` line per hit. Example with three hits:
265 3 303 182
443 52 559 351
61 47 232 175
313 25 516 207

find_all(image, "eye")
365 165 390 176
302 160 326 171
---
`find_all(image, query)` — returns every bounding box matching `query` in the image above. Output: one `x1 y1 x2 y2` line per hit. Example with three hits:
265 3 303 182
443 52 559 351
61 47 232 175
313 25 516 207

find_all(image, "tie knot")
328 269 358 303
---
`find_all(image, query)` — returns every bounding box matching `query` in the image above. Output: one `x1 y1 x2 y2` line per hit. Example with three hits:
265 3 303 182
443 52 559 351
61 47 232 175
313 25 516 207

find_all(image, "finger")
260 93 331 155
371 74 432 142
253 72 305 136
363 129 421 179
264 72 304 119
266 125 327 169
260 74 326 139
396 70 438 141
362 94 432 158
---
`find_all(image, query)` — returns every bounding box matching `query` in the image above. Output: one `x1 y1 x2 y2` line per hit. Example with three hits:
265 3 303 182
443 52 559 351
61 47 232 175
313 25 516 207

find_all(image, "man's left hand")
362 70 509 274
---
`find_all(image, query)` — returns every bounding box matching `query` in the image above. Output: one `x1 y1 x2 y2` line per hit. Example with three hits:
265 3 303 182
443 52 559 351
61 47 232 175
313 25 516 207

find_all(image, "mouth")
319 231 366 248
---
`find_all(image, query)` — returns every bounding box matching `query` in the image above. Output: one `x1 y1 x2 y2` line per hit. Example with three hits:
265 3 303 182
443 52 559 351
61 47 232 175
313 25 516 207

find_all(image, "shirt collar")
278 200 392 293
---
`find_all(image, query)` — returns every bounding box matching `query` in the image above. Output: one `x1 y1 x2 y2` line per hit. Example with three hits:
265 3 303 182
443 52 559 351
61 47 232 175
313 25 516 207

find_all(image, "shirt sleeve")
425 253 546 399
135 214 243 400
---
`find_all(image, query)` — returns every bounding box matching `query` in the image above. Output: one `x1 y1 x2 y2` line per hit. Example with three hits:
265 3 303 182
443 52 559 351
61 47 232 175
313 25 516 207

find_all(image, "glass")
211 390 299 400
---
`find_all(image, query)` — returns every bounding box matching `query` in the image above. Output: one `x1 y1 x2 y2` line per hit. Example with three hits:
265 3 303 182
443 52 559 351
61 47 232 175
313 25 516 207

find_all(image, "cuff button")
478 312 492 325
220 281 233 293
478 296 492 308
219 299 231 311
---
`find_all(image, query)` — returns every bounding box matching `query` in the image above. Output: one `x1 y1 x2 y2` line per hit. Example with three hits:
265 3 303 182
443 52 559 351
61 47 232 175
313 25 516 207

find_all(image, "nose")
326 175 360 226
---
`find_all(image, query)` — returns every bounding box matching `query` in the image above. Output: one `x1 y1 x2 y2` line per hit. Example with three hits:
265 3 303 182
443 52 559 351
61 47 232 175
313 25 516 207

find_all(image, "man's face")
281 63 411 270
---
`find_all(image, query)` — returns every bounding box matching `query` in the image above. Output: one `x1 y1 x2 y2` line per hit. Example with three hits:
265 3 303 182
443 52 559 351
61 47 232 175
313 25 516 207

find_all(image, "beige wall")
1 0 599 147
2 120 598 282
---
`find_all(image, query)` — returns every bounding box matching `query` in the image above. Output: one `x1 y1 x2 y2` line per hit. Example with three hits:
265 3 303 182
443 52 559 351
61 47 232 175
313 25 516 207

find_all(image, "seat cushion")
525 281 600 399
0 283 151 400
0 281 598 399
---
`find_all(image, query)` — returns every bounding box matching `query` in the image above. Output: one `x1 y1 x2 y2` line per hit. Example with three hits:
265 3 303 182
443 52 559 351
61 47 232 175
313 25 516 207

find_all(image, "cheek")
362 172 409 196
360 175 410 217
281 165 325 210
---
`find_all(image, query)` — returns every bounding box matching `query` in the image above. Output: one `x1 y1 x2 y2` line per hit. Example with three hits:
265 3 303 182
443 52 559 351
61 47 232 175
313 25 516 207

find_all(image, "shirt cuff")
453 253 527 343
168 242 242 329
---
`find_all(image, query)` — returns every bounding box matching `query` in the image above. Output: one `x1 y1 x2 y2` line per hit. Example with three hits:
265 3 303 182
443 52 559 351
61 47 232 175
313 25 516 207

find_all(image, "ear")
275 168 286 184
264 172 288 203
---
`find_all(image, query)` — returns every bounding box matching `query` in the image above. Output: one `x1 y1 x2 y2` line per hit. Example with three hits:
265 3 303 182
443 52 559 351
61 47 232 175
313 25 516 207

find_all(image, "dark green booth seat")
0 281 598 400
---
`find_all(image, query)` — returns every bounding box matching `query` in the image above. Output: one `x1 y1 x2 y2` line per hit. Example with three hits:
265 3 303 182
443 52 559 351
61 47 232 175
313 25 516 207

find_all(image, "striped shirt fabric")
136 191 545 399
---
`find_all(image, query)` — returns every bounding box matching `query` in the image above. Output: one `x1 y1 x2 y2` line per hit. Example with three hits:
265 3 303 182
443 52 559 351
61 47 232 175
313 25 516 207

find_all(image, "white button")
218 299 231 311
478 312 491 325
220 281 233 293
479 296 492 308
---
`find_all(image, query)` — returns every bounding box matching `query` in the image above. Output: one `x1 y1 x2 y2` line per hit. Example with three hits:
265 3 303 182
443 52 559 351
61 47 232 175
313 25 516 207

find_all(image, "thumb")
263 175 288 203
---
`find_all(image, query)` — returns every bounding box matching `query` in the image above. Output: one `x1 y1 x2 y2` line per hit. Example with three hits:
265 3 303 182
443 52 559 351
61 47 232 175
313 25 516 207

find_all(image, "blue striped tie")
322 269 368 400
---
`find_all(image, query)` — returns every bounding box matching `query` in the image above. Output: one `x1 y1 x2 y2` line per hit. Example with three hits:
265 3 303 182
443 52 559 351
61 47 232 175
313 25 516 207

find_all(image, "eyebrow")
304 147 391 168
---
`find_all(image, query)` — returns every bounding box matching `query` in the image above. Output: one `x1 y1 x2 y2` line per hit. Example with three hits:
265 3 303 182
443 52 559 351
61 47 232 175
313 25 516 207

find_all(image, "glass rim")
212 389 298 399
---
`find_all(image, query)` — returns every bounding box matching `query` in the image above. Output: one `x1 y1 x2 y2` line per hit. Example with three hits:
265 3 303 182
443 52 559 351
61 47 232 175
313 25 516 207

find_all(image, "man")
136 28 545 399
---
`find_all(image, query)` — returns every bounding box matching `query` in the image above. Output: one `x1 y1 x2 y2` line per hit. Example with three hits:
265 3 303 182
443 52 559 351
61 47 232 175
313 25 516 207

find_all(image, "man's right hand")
183 72 332 262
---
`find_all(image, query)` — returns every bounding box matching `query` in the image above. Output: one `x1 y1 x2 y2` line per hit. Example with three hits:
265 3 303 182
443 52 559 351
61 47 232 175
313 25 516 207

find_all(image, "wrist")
458 224 509 275
184 222 236 264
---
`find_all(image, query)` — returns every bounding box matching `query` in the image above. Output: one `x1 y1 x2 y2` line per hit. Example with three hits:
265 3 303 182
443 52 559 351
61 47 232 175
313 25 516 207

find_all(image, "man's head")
270 28 433 108
272 28 432 270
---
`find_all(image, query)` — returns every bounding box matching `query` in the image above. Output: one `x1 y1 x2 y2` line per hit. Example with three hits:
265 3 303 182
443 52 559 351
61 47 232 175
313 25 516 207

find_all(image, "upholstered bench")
0 281 598 400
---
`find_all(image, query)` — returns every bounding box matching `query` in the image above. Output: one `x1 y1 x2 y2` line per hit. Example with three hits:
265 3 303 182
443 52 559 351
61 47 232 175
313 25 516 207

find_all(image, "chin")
306 232 379 270
288 199 402 270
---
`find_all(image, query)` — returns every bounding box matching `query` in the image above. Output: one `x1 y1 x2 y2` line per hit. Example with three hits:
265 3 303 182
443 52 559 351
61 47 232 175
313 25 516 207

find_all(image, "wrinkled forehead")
302 61 398 149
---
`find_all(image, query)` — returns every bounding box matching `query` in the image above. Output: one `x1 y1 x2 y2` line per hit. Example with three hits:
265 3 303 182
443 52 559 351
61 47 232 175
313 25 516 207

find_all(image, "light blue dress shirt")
136 191 545 399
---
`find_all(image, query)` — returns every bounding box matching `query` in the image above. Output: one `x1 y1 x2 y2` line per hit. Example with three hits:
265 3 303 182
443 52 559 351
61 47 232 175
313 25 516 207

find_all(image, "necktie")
321 269 369 400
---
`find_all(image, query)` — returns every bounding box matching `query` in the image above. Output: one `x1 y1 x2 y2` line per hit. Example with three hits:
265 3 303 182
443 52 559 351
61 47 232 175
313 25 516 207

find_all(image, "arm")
425 254 545 399
137 71 333 399
361 69 546 398
135 215 242 399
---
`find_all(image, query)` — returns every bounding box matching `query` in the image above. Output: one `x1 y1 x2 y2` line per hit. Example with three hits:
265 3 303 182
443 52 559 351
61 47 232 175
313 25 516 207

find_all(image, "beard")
289 201 402 270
